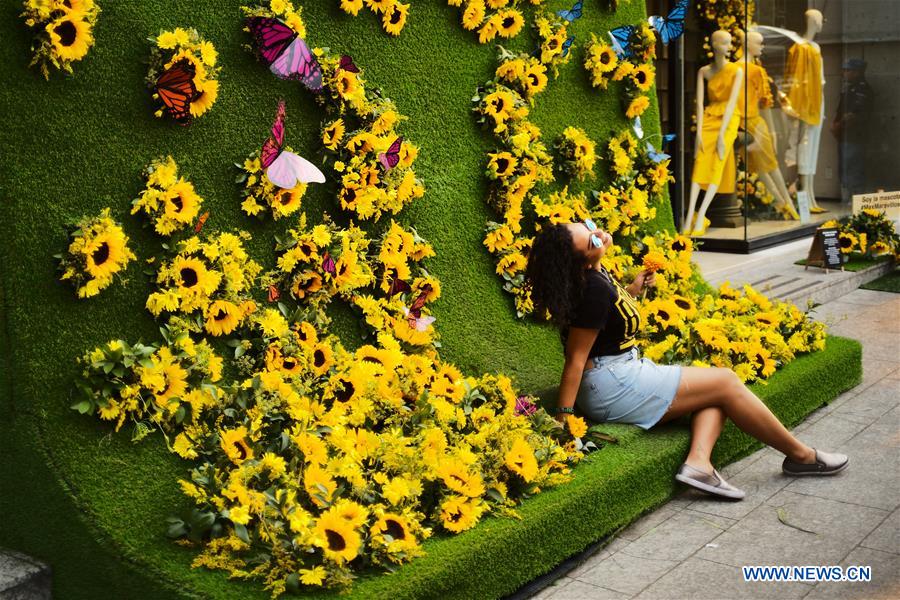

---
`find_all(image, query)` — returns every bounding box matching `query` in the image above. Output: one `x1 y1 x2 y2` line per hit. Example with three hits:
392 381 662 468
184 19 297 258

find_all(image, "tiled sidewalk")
531 289 900 600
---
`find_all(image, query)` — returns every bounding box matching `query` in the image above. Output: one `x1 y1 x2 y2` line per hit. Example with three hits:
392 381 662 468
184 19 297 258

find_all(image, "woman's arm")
556 326 600 422
625 269 656 298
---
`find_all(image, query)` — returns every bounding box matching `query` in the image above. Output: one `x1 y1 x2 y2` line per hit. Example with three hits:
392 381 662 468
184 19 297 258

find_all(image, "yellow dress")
692 62 742 194
784 42 823 125
740 62 778 174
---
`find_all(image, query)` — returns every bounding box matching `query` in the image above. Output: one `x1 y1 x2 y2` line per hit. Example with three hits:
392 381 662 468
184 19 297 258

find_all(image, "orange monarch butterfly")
194 211 209 233
267 285 281 303
405 284 435 331
155 60 199 125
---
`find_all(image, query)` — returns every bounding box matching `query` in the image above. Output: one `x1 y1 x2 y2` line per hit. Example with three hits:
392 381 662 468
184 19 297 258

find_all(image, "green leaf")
71 400 92 414
233 523 250 544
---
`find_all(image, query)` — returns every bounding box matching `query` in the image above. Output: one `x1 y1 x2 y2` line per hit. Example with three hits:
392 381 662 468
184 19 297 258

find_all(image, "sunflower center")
447 510 462 523
54 20 77 46
548 38 559 49
385 519 405 540
282 358 296 370
672 240 686 251
180 267 199 288
325 529 346 551
335 379 355 402
234 441 247 460
313 349 326 368
496 157 509 173
502 16 515 28
658 310 670 321
600 52 611 64
279 191 292 205
492 97 507 112
170 195 184 212
636 71 646 84
91 242 110 266
390 8 402 24
674 299 690 310
214 308 229 321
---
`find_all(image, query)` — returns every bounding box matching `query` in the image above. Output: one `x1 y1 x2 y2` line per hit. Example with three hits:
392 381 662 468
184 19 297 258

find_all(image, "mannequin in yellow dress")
739 30 799 220
684 30 743 236
784 9 826 213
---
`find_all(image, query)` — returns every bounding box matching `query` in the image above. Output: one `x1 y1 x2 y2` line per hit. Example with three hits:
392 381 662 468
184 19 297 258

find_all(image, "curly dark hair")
525 223 586 327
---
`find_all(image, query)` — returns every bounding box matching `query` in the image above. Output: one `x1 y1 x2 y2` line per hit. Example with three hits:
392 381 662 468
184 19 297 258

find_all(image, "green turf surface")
860 267 900 293
0 1 852 598
795 255 891 272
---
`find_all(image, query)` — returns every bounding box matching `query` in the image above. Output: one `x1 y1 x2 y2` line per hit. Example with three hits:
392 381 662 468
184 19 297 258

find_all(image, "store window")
659 0 900 251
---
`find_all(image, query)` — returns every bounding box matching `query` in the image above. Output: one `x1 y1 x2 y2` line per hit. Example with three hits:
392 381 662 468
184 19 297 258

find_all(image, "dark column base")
707 192 744 228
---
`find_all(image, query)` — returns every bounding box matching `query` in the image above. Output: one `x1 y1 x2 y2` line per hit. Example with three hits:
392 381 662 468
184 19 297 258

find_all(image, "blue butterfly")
646 142 670 164
561 35 575 57
557 0 583 23
661 133 677 145
609 25 637 59
648 0 689 45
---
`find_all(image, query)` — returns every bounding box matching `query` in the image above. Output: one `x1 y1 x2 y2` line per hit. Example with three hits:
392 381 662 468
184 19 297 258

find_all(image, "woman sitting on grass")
524 220 849 500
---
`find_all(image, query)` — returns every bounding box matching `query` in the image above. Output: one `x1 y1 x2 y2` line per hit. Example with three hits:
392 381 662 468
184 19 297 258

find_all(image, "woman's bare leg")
657 367 816 464
684 407 727 474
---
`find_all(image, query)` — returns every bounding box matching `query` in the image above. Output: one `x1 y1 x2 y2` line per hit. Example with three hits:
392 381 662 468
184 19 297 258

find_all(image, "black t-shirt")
565 268 642 358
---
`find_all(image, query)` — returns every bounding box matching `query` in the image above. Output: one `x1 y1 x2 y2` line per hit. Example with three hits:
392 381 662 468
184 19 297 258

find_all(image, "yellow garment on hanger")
692 62 741 194
784 42 823 125
739 62 778 174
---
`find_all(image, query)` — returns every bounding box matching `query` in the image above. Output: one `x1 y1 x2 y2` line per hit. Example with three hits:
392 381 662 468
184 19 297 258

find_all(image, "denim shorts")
575 347 683 430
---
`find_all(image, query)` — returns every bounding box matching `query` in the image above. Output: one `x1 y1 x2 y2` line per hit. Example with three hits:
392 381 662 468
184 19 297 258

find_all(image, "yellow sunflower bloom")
47 15 93 61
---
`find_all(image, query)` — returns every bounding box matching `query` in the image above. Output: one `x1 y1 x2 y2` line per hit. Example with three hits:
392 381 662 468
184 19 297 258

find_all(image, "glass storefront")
660 0 900 252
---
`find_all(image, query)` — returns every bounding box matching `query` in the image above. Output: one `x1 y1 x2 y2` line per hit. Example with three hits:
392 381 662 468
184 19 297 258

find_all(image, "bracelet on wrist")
556 406 575 415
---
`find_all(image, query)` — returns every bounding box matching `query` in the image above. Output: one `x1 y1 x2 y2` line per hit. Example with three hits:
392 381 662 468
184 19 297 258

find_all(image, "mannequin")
739 30 799 219
784 9 826 212
684 30 743 236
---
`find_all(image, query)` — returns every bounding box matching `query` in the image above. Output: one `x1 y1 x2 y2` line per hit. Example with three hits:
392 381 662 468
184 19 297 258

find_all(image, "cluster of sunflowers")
534 10 576 76
735 168 778 219
145 232 262 337
57 208 136 299
147 27 220 121
236 154 307 221
20 0 100 79
694 0 755 59
555 126 598 181
446 0 538 44
338 0 410 36
264 214 375 320
821 209 900 259
247 7 426 223
132 156 205 235
583 25 656 119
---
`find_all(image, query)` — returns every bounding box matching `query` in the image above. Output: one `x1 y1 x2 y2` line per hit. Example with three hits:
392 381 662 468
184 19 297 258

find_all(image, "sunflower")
496 9 524 39
631 64 655 92
313 511 361 564
482 89 514 119
838 232 857 254
523 63 548 96
340 0 364 15
83 229 129 279
172 256 219 294
322 118 345 151
440 496 483 533
626 95 651 119
505 436 538 482
190 79 218 117
371 513 419 552
382 2 409 36
669 294 697 319
205 300 241 336
220 426 254 464
487 151 517 179
47 15 93 61
310 341 334 376
152 362 188 410
461 0 486 30
162 180 202 225
272 185 306 219
290 271 323 301
334 70 360 99
437 461 485 497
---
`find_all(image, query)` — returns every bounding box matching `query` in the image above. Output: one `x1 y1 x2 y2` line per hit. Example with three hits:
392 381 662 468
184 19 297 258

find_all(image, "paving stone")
695 490 887 568
786 413 900 512
622 509 735 563
839 290 899 307
574 548 679 595
536 577 632 600
790 414 871 453
860 507 900 555
804 546 900 600
633 555 813 599
859 359 900 389
567 537 631 580
689 453 792 521
800 390 860 425
616 505 681 542
831 380 900 426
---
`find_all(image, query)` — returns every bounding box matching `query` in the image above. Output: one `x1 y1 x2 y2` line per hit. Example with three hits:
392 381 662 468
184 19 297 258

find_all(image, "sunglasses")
583 219 603 249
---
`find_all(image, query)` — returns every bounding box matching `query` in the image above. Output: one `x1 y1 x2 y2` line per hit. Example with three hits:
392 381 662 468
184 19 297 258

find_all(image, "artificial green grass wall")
0 0 672 597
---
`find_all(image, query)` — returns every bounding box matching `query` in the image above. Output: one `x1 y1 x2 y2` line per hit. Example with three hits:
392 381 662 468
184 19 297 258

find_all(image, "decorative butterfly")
194 211 210 233
244 16 323 91
387 269 412 296
261 100 326 189
267 284 281 303
155 60 198 125
661 133 677 145
609 25 637 59
378 136 403 171
633 116 644 139
405 284 435 331
648 0 689 45
557 0 583 23
561 35 575 58
339 54 360 74
646 142 670 163
322 252 336 275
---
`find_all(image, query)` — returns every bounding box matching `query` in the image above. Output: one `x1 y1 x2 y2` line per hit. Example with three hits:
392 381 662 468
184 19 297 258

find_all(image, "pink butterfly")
404 285 435 331
322 252 336 275
339 55 360 73
378 136 403 171
245 17 323 91
261 101 326 189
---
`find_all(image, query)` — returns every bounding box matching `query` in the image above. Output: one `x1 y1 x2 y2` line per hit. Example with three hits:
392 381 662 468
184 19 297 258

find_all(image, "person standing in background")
831 58 874 204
